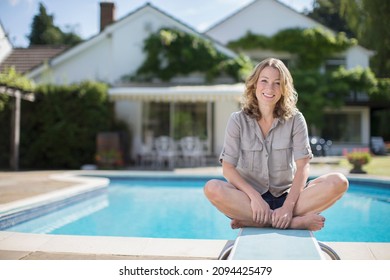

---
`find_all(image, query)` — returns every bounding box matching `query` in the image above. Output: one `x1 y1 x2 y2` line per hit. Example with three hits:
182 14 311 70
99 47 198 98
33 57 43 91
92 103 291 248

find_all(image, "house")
24 2 243 161
205 0 375 154
0 20 13 64
1 0 376 162
206 0 372 69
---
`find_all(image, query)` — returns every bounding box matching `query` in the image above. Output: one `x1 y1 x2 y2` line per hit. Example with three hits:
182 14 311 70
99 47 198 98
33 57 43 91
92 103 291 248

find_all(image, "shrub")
19 81 115 169
0 80 129 169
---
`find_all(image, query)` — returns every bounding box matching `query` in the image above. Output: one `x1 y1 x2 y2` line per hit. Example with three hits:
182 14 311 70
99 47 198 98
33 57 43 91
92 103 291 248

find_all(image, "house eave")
109 84 245 102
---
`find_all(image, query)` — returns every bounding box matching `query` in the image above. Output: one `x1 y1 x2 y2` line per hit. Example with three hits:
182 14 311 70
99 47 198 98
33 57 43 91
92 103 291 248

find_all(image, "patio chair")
218 227 340 260
138 142 156 168
154 136 178 169
179 136 205 167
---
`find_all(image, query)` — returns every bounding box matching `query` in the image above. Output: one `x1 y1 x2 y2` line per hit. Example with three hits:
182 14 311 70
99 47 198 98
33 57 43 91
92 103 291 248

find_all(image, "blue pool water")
4 176 390 242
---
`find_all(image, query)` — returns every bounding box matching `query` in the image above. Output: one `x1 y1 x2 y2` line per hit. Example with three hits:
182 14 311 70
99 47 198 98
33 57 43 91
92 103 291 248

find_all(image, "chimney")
100 2 115 31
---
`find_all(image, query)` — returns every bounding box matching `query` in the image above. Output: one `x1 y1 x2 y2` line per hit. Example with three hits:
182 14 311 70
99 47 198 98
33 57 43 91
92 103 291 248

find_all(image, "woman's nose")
264 83 273 92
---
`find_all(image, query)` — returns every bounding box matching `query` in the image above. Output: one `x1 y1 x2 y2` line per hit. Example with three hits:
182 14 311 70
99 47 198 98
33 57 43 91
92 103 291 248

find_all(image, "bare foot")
230 219 243 229
290 214 325 231
230 219 269 229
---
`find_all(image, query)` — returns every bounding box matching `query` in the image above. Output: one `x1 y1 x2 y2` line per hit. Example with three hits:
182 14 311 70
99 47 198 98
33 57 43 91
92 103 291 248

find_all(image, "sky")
0 0 314 47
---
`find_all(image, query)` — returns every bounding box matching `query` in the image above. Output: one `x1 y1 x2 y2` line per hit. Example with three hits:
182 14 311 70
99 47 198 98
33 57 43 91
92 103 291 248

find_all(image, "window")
325 58 345 73
142 101 209 142
321 112 361 143
142 102 170 140
173 102 208 140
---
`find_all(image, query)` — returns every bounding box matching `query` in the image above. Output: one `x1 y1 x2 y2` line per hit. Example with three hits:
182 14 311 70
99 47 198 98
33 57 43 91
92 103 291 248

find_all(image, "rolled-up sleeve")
219 112 241 166
292 113 313 161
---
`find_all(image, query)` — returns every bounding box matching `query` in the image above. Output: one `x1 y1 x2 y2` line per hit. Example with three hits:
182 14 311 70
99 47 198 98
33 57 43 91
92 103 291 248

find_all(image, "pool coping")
0 231 228 259
0 173 109 229
1 170 390 260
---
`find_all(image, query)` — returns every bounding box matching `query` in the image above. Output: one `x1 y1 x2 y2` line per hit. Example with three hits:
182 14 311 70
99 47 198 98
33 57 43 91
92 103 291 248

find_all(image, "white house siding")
0 23 12 63
109 11 152 83
107 6 204 84
214 100 241 159
345 45 373 69
31 37 114 84
205 0 325 45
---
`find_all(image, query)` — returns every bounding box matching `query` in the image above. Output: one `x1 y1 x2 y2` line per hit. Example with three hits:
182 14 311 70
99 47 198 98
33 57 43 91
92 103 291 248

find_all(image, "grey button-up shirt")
219 110 313 197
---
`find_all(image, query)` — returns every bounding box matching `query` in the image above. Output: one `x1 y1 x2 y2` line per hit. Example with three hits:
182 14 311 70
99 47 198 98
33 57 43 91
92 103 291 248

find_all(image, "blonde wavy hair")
241 58 298 120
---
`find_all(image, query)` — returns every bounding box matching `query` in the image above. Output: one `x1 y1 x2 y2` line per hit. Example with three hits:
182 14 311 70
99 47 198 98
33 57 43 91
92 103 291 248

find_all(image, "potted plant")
95 149 124 169
344 148 371 174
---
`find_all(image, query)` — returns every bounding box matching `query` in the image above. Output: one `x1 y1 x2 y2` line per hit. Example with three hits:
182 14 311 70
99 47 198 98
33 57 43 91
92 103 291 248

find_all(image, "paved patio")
1 161 390 260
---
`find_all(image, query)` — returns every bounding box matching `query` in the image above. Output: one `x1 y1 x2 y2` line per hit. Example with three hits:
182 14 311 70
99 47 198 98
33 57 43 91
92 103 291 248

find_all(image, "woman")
204 58 348 231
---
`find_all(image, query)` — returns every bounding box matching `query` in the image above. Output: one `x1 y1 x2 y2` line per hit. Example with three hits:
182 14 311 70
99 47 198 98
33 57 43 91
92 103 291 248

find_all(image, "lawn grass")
340 155 390 177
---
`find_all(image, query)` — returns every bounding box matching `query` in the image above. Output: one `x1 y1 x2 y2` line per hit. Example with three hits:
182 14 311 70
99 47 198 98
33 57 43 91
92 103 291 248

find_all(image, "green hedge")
0 81 127 169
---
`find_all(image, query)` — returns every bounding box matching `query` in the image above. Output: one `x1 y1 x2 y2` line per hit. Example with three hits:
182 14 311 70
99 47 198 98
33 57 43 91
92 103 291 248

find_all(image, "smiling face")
255 66 282 108
242 58 298 120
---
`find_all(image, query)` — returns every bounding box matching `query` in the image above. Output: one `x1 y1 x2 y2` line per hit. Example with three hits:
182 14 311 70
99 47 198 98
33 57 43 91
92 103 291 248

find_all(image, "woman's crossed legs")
204 172 348 231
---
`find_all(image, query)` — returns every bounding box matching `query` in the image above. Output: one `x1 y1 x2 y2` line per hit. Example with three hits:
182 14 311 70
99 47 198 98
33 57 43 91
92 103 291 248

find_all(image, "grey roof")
0 45 68 74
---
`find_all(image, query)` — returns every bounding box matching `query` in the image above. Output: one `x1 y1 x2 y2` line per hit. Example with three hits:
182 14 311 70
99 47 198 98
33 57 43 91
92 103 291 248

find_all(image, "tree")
340 0 390 77
27 2 82 46
306 0 354 38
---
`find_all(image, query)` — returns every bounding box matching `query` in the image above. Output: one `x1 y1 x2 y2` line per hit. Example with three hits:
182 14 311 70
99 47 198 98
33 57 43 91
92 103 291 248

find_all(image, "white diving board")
228 227 325 260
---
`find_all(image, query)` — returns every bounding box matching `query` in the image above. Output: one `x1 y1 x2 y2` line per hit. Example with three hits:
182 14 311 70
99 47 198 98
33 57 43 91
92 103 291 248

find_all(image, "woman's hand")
250 194 272 225
271 206 293 229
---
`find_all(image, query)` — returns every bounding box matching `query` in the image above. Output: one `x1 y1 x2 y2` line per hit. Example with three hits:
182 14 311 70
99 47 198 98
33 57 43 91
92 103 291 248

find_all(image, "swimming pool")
3 175 390 242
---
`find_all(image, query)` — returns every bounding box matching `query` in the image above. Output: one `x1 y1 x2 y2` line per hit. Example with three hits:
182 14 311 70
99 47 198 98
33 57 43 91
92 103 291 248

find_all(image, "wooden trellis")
0 84 35 170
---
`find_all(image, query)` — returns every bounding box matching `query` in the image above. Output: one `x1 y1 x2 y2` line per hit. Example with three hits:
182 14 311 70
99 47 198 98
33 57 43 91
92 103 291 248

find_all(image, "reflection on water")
314 189 390 242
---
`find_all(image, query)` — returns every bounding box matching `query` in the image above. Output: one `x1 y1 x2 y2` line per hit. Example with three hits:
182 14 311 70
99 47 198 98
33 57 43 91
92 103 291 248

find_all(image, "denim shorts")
261 191 288 210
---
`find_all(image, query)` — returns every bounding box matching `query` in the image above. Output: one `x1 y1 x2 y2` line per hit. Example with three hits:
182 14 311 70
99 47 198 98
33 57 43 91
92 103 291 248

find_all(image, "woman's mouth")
263 93 275 98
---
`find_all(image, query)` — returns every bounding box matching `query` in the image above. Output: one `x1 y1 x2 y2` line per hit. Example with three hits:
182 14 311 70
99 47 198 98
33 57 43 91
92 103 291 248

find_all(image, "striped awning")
108 84 245 102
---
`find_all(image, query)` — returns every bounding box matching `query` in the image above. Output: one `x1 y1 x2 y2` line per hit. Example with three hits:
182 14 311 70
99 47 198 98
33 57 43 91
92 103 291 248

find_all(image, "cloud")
8 0 20 6
8 0 35 7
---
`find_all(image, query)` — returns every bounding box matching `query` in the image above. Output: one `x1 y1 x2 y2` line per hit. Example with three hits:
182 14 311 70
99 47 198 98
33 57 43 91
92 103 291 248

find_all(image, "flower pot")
350 163 367 174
